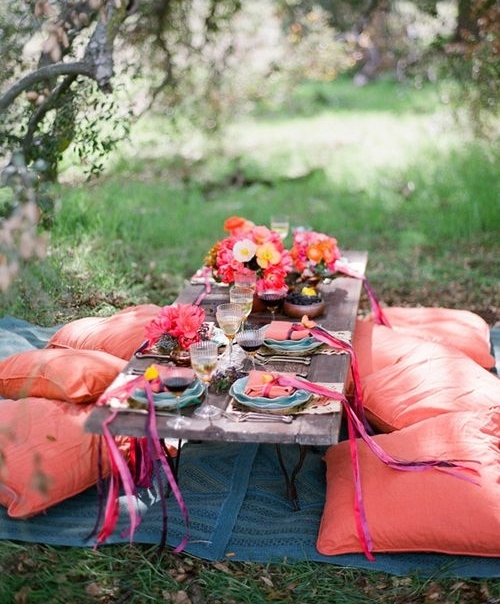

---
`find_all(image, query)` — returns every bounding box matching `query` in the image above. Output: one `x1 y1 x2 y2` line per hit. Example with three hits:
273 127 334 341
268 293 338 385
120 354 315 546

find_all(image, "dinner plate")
129 378 204 410
263 336 323 354
229 376 311 411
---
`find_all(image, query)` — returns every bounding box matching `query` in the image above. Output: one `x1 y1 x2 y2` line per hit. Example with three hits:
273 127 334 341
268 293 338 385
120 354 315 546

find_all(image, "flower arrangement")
205 216 293 292
290 229 341 280
144 303 208 352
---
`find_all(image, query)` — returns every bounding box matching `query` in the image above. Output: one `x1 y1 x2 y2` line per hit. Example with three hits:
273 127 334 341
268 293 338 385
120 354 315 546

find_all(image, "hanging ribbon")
94 375 190 552
334 260 391 327
306 325 367 431
268 372 480 560
194 266 213 306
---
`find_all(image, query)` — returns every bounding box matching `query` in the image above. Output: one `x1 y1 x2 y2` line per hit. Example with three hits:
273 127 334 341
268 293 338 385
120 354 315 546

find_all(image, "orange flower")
223 216 254 236
306 243 323 263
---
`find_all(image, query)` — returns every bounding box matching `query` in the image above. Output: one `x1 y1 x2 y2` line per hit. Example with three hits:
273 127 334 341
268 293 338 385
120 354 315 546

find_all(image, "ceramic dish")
230 376 311 411
263 337 323 354
129 378 204 410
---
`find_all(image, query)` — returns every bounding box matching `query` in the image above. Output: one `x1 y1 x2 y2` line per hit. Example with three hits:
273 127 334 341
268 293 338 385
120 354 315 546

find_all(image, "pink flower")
144 304 206 350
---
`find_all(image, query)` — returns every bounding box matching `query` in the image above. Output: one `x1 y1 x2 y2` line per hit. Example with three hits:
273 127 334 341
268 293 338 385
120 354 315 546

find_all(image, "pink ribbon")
334 260 391 327
269 372 480 560
194 267 212 306
95 376 190 551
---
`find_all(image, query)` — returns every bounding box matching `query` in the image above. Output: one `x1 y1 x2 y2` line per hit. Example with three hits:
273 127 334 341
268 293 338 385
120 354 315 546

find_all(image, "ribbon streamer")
95 376 190 552
334 260 391 327
194 266 213 306
269 372 480 560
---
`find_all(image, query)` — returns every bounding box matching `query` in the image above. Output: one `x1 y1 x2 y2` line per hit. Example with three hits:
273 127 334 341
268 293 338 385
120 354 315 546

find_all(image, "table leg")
275 444 308 511
161 438 183 496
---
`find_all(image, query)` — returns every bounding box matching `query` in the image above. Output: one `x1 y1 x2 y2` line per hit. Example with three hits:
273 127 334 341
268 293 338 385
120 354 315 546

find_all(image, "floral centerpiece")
144 303 208 360
205 216 293 292
289 229 341 282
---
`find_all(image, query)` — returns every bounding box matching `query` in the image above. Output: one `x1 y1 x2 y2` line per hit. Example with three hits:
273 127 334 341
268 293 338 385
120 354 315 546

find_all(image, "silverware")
222 410 293 424
255 353 311 365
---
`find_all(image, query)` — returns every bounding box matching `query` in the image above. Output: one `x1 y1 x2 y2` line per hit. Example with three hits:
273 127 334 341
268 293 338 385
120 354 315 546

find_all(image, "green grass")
4 80 497 325
0 78 499 602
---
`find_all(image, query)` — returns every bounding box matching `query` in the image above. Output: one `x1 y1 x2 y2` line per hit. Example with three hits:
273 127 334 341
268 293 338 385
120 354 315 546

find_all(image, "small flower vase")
169 347 191 366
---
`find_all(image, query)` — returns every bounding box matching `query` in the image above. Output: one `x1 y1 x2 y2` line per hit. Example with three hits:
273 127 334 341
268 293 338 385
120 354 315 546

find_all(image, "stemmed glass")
257 287 288 319
190 340 221 419
270 215 290 240
236 329 265 370
215 303 244 367
229 285 254 329
163 367 196 429
234 271 257 291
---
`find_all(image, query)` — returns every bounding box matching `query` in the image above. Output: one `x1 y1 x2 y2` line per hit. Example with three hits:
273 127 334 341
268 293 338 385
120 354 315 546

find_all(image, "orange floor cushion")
362 307 495 370
46 304 160 360
0 397 130 518
361 339 500 432
317 407 500 557
0 348 126 404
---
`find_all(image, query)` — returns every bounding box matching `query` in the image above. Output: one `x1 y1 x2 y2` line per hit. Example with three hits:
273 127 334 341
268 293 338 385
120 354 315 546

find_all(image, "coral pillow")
317 408 500 556
361 340 500 432
0 348 126 404
0 397 129 518
352 320 469 379
46 304 161 360
363 307 495 370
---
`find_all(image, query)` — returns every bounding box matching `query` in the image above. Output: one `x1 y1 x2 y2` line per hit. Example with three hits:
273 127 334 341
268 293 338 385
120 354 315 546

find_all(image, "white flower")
233 238 257 263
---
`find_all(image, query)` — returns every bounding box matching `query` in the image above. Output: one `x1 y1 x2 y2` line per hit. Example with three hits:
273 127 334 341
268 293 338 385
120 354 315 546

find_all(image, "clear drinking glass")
190 340 221 419
229 285 254 329
257 287 288 319
236 329 265 370
234 271 257 291
163 367 196 429
270 214 290 240
215 303 244 367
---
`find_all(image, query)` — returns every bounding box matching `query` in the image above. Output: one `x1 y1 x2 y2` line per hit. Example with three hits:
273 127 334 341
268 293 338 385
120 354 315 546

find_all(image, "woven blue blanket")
0 316 499 578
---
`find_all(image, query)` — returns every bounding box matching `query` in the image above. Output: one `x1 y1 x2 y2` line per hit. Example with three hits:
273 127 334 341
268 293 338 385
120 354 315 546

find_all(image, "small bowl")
283 299 325 319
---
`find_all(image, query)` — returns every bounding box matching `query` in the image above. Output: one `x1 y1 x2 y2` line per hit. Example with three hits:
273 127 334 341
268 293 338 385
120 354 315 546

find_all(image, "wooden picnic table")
84 251 367 508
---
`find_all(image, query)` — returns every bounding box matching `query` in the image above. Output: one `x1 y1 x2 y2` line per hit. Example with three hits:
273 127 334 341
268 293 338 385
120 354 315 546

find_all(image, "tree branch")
0 62 94 114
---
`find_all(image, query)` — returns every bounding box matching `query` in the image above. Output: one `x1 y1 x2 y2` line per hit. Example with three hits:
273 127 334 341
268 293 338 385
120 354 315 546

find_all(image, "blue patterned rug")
0 316 499 578
1 440 499 578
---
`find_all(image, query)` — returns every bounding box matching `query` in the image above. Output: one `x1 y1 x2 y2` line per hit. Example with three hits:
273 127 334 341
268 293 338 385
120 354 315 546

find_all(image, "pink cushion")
353 320 444 379
361 339 500 432
317 408 500 556
46 304 161 360
0 348 126 404
363 307 495 370
0 398 129 518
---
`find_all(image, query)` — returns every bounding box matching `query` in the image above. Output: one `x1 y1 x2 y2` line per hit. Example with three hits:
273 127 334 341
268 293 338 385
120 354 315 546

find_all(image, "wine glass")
257 287 288 319
190 340 221 419
229 285 254 329
163 367 196 429
270 214 290 240
236 329 265 370
234 271 257 291
215 302 244 367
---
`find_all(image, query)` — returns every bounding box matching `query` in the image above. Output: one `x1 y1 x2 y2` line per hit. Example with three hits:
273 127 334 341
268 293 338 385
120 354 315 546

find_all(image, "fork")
255 353 311 365
222 410 293 424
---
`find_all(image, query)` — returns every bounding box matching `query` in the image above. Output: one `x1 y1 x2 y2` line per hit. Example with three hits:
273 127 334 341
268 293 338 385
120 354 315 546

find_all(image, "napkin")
265 320 311 341
244 370 296 399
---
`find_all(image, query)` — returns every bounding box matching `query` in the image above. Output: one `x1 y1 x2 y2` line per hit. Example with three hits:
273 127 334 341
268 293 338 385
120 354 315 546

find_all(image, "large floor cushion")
361 339 500 432
46 304 161 360
0 398 129 518
362 306 495 370
317 407 500 557
0 348 126 404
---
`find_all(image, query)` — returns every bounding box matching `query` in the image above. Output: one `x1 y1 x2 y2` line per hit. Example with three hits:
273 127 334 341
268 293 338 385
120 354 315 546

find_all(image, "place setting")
225 369 343 421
